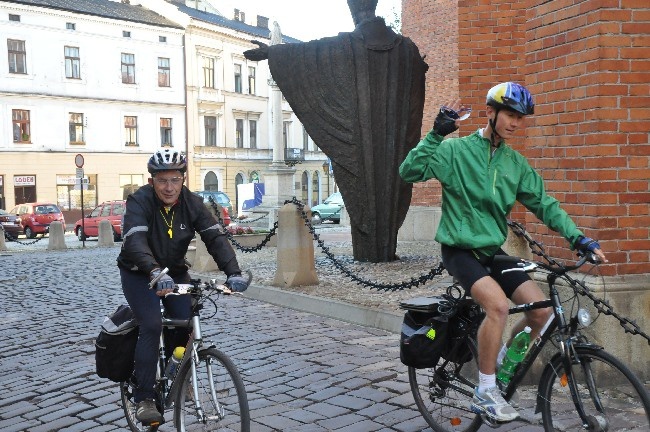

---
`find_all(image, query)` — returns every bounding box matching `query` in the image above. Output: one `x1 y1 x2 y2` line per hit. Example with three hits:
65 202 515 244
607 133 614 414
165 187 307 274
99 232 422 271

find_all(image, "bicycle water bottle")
165 346 185 380
497 326 531 385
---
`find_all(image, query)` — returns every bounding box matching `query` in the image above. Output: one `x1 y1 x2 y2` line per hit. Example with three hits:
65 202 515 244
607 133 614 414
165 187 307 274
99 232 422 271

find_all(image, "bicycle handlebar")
493 252 600 277
159 269 253 297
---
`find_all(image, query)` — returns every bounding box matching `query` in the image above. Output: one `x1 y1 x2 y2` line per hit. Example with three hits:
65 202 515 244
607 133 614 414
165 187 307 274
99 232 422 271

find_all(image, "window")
202 57 215 88
120 174 143 200
235 119 244 148
160 118 172 146
249 120 257 149
123 31 131 38
248 66 256 95
7 39 26 74
121 53 135 84
204 116 217 147
64 46 80 79
205 116 217 146
124 116 138 146
9 14 20 22
303 126 309 151
159 36 166 43
69 113 84 144
234 64 242 93
66 22 76 30
12 109 30 142
158 57 170 87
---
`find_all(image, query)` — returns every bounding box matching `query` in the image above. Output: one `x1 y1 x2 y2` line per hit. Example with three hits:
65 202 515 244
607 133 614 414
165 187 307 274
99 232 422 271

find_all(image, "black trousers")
120 268 191 402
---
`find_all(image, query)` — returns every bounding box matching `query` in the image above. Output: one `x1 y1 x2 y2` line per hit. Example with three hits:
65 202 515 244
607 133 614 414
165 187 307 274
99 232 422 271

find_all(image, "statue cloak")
268 18 428 262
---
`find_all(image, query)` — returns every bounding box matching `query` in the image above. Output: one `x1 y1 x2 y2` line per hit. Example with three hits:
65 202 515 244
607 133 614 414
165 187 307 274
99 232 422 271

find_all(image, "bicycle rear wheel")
174 347 250 431
408 337 482 432
539 346 650 431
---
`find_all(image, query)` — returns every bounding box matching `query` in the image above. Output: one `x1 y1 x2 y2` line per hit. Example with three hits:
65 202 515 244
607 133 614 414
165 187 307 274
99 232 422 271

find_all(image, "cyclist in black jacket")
117 148 247 425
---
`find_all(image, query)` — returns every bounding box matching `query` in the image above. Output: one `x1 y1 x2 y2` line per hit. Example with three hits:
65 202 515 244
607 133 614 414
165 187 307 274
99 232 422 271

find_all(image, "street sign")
75 153 84 168
76 168 84 178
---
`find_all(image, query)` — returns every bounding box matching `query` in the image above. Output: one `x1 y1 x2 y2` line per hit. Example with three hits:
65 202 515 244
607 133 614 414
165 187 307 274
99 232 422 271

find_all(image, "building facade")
0 0 332 221
0 0 185 220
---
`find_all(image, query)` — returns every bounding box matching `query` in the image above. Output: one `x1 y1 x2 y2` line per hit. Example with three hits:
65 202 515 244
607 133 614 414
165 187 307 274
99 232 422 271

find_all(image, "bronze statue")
245 0 428 262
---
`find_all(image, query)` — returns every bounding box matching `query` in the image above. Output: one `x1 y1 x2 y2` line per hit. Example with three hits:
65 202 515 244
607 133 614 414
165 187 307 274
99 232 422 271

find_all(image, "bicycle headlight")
577 308 592 327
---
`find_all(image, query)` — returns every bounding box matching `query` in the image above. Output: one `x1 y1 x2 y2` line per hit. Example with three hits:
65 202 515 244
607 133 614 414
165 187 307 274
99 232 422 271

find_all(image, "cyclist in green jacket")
400 82 607 423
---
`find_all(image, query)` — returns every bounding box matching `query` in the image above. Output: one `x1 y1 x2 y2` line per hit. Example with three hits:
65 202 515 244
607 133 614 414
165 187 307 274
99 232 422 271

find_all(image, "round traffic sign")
75 154 84 168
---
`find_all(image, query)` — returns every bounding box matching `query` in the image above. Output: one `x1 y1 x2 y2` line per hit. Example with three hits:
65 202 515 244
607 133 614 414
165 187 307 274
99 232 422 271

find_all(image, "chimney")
257 15 269 29
234 8 240 21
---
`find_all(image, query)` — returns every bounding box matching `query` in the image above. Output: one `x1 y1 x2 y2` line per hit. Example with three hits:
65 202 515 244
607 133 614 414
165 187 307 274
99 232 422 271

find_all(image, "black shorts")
441 244 531 299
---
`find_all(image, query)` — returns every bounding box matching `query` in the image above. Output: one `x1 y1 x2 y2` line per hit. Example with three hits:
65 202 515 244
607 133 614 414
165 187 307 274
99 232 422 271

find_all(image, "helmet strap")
489 108 500 148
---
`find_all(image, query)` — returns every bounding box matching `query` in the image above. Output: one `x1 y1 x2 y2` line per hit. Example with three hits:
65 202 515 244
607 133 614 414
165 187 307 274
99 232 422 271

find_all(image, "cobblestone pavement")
1 236 558 432
0 233 645 431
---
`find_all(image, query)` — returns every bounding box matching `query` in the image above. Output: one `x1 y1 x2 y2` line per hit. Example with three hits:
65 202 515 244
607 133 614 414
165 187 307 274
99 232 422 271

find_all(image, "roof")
172 1 302 43
2 0 183 29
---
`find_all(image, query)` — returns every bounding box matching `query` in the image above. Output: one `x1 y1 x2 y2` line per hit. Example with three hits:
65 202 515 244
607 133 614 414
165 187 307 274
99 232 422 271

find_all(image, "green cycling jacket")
399 129 583 257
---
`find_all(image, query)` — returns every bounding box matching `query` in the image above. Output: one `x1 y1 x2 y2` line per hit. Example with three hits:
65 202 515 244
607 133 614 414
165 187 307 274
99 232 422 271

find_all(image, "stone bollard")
47 221 67 250
0 226 6 251
97 219 115 247
273 203 318 287
191 236 219 272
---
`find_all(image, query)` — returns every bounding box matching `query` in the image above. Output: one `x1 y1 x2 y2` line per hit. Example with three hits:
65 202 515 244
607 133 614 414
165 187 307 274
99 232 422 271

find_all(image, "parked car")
8 203 66 238
74 200 125 241
194 191 232 226
0 209 22 240
310 192 344 224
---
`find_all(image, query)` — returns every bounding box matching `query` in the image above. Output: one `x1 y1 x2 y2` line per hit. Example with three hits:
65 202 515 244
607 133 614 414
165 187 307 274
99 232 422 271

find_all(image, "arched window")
204 171 218 191
301 171 309 203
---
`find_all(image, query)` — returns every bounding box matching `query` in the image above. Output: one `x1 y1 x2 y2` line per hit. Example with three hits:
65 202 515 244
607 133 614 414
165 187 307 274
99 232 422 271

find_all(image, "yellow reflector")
560 373 568 387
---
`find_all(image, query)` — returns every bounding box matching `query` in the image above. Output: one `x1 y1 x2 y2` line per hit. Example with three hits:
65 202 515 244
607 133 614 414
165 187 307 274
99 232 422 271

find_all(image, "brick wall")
403 0 650 275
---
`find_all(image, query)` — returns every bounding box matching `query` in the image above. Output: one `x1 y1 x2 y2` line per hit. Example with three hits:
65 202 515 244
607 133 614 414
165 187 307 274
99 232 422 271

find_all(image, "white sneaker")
471 386 519 422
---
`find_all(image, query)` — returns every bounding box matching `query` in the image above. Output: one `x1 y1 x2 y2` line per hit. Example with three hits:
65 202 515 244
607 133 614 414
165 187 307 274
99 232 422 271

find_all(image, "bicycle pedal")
480 414 502 428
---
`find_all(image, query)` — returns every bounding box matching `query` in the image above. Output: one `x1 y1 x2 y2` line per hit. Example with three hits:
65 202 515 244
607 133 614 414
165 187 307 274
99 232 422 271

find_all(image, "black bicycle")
120 269 252 432
407 229 650 431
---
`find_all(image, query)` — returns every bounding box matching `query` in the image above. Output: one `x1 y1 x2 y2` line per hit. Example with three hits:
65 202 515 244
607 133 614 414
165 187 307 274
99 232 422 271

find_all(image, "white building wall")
0 1 185 211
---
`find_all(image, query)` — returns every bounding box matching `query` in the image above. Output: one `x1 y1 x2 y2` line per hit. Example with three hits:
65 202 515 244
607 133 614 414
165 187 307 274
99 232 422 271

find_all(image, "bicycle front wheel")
539 346 650 431
174 347 250 432
408 337 482 432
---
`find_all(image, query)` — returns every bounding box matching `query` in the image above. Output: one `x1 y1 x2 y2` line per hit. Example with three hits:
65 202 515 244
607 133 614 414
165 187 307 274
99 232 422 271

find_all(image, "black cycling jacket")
117 185 240 277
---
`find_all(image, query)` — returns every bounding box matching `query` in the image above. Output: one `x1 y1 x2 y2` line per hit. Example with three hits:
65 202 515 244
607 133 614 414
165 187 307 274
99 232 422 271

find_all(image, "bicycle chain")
508 220 650 345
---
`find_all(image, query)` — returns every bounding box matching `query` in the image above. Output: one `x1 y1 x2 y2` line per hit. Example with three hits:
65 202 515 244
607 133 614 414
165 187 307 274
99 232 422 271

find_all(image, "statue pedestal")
251 163 296 230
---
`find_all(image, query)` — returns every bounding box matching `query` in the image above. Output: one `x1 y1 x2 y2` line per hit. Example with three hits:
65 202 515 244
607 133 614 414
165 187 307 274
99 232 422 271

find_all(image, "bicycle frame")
496 270 605 427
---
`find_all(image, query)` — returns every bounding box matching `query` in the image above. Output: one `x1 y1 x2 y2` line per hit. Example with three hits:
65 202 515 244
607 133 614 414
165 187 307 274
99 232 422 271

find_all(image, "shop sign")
14 175 36 186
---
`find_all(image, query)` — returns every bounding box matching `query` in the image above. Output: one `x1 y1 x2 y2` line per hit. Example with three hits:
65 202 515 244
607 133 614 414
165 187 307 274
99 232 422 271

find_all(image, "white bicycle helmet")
147 149 187 174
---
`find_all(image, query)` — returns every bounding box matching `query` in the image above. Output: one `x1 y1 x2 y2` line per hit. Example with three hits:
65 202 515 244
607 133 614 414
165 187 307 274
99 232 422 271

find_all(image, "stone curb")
244 282 404 333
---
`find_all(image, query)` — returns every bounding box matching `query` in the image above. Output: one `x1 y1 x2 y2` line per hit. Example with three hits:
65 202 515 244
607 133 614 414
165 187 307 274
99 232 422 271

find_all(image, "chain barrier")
507 220 650 345
287 197 446 292
208 198 278 253
2 228 47 246
209 196 447 291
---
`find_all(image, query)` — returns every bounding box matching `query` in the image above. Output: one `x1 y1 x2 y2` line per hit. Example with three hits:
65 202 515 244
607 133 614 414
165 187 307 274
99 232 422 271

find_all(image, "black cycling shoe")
135 399 164 425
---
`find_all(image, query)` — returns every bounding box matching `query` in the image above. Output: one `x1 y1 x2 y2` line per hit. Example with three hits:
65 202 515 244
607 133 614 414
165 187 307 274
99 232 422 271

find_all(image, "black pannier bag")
399 296 450 369
442 298 478 364
95 304 139 382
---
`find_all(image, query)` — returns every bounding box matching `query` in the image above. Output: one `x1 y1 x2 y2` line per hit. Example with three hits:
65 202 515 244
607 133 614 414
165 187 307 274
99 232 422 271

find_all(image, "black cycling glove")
225 273 249 292
432 107 460 137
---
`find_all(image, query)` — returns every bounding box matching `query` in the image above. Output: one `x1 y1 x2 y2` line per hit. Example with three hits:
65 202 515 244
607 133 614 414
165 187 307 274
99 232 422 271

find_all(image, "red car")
74 200 125 241
8 202 66 238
